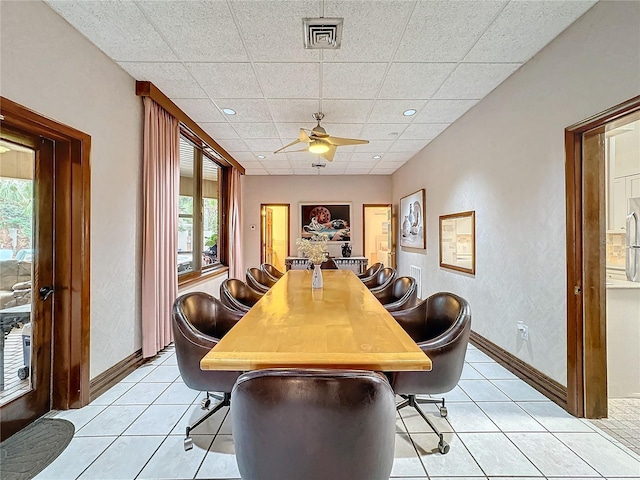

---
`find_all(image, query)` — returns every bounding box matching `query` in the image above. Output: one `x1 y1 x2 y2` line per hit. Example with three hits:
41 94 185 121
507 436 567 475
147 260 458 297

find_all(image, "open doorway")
566 96 640 437
260 204 289 273
363 204 394 268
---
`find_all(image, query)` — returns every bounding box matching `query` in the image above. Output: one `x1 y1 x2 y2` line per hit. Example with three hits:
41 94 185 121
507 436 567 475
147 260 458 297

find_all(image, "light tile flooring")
33 343 640 480
590 398 640 456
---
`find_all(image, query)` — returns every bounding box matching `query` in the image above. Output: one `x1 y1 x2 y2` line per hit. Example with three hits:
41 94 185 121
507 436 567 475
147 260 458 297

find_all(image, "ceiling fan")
273 112 369 162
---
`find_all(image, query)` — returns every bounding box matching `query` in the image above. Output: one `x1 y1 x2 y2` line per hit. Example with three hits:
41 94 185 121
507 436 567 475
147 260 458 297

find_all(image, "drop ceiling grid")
43 0 597 175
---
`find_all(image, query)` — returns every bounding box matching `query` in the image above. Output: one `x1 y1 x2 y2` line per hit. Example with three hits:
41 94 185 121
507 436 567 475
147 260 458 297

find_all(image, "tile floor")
33 343 640 480
590 398 640 456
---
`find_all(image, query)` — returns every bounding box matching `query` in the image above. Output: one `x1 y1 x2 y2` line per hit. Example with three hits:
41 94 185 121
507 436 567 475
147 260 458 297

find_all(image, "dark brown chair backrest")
389 292 471 395
172 292 243 393
373 276 418 312
231 369 396 480
389 298 427 342
246 267 276 293
357 262 383 280
366 267 397 292
260 263 284 281
220 279 263 313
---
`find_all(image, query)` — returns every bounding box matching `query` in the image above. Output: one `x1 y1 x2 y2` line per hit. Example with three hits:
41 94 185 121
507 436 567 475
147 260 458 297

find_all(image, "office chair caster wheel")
201 398 211 409
184 437 193 451
439 406 448 417
17 367 29 380
438 440 450 454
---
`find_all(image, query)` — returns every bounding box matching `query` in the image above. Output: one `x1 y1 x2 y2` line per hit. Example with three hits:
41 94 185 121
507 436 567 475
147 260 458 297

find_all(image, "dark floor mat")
0 418 74 480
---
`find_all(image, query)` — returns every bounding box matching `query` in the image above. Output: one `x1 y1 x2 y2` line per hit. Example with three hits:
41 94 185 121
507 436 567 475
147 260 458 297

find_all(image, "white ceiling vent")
303 18 343 49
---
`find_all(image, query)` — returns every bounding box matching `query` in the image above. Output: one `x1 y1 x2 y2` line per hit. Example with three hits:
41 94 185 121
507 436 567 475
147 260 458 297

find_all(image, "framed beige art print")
439 210 475 274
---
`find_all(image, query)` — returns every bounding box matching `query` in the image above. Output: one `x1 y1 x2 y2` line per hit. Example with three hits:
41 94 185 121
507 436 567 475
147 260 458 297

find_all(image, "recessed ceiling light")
222 108 236 115
372 155 382 160
403 109 417 117
256 154 266 159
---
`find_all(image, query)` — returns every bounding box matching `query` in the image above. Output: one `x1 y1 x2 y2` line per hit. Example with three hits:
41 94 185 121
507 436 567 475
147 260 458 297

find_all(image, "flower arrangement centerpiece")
296 233 329 289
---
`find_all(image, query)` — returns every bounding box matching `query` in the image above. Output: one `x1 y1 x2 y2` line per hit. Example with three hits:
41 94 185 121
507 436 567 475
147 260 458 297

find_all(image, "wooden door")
0 129 54 436
0 97 91 441
265 208 274 265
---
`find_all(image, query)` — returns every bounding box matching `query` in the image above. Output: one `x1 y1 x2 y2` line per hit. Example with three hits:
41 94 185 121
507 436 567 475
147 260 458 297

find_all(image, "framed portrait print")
400 189 426 249
439 210 476 274
299 203 351 242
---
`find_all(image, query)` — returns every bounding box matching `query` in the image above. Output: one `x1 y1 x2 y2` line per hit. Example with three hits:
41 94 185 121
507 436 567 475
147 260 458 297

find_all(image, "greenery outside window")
178 131 225 279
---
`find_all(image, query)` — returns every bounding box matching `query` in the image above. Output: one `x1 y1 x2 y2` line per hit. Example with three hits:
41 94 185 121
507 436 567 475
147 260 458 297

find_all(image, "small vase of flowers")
296 233 329 289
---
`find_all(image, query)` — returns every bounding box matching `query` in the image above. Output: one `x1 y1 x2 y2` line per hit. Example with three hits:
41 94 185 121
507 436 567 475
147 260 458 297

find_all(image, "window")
178 132 224 279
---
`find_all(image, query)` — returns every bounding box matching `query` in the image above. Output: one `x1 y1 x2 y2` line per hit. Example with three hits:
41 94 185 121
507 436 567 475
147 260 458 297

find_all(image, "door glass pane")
0 139 34 406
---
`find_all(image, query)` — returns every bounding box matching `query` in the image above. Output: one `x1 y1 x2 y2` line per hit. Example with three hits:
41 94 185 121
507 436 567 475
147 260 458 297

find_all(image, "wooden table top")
201 270 431 372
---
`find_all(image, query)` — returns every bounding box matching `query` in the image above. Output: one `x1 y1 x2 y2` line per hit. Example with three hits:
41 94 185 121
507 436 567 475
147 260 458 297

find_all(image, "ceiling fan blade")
320 145 337 162
285 148 311 153
325 136 370 146
299 129 311 143
273 138 302 154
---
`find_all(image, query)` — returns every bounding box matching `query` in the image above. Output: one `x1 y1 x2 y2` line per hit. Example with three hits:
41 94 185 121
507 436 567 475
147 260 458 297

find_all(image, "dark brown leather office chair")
245 267 277 294
219 279 263 313
231 369 396 480
372 276 418 312
357 262 383 280
388 292 471 454
260 263 284 282
364 267 397 293
172 292 243 451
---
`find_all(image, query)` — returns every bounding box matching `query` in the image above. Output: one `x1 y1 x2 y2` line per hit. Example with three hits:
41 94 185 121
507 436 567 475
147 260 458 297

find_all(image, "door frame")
565 94 640 418
260 204 290 268
362 204 394 268
0 97 91 438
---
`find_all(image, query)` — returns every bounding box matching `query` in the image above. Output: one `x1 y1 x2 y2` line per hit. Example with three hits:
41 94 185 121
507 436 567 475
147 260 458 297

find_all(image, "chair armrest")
12 280 31 292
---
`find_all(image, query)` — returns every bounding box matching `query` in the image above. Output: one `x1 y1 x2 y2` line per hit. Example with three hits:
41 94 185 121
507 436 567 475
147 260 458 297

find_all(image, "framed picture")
400 189 426 249
299 203 351 242
439 210 476 274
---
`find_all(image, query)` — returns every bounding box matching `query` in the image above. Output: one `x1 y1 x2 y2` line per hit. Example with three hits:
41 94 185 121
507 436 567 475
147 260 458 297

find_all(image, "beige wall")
1 1 144 378
242 175 392 272
392 1 640 385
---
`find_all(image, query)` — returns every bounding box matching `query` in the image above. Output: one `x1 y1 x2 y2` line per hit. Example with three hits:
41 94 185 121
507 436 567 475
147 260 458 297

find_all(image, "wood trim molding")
135 81 245 174
469 331 568 409
89 350 144 402
178 266 229 289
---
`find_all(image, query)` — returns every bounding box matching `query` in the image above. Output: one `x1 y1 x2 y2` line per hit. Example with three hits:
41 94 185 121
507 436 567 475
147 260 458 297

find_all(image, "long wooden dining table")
200 269 431 372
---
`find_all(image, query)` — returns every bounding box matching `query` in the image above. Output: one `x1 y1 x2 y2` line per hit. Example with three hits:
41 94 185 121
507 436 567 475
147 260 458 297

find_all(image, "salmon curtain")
229 167 243 279
141 97 179 358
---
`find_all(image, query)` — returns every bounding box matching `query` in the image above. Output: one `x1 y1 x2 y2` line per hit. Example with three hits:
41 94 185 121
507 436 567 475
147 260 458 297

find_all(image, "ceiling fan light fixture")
308 139 330 154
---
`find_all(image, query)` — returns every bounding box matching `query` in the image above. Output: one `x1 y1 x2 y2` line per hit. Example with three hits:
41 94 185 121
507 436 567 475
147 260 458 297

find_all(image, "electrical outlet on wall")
517 321 529 341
